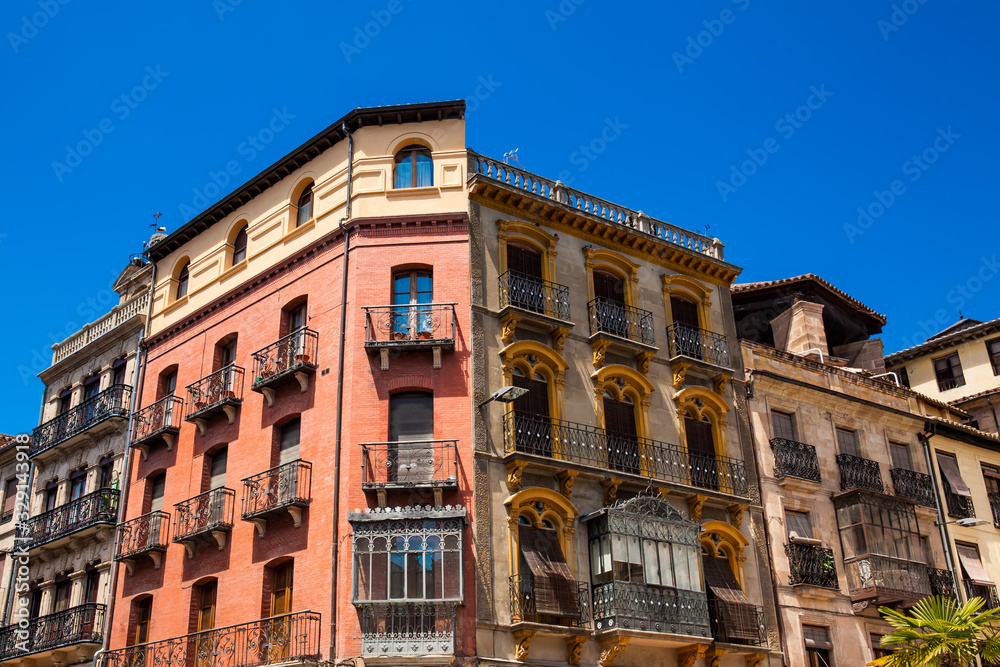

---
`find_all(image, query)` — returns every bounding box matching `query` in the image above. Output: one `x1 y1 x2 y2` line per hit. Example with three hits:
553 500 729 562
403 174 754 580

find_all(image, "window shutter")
936 453 972 497
279 419 301 464
771 411 795 441
518 526 580 618
209 450 227 489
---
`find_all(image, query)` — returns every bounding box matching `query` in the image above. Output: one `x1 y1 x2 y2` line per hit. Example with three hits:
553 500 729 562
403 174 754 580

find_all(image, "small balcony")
836 454 884 493
131 395 183 456
31 384 131 458
665 323 731 370
785 542 839 589
770 438 821 484
361 440 459 497
364 304 456 348
964 579 1000 609
98 611 321 667
185 366 244 432
0 603 106 662
990 492 1000 527
890 468 938 508
173 487 235 557
509 574 590 629
357 602 455 659
499 270 571 323
929 568 956 598
21 488 119 552
115 510 169 574
707 598 766 646
241 460 312 537
591 581 711 639
944 487 976 519
250 328 319 405
843 555 931 603
587 297 655 348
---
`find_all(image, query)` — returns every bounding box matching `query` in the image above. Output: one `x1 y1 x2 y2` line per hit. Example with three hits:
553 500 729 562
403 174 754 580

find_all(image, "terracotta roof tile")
886 316 1000 363
732 273 886 324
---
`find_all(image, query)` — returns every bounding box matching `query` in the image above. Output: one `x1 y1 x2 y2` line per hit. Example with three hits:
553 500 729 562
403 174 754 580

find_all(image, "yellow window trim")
497 219 558 283
584 247 640 306
662 273 714 331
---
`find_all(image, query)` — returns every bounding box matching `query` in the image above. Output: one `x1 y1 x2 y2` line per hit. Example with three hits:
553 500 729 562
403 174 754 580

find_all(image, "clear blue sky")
2 1 998 432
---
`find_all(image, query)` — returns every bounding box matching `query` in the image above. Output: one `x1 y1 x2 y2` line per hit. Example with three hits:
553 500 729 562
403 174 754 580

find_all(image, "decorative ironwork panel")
707 598 766 646
587 298 655 346
990 492 1000 527
498 270 570 321
785 542 839 589
363 304 456 345
665 323 731 368
929 568 955 598
117 511 170 559
843 555 931 601
591 582 711 638
360 441 458 489
98 611 321 667
251 328 319 389
836 454 884 493
186 366 244 419
173 487 235 541
131 395 183 445
31 384 131 456
890 468 937 508
21 489 119 550
964 579 1000 609
943 479 976 519
241 460 312 519
357 603 455 657
0 603 105 661
770 438 821 482
509 575 590 627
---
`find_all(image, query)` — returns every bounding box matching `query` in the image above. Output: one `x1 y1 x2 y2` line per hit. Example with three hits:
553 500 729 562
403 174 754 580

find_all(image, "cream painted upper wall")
899 335 1000 400
148 118 467 337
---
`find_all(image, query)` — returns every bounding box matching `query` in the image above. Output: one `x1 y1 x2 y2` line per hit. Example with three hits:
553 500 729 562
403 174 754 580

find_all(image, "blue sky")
1 1 998 431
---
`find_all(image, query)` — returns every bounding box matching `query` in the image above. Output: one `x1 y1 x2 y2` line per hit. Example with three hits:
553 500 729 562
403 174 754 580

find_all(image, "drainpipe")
95 259 156 666
987 395 1000 434
329 121 354 663
919 425 961 600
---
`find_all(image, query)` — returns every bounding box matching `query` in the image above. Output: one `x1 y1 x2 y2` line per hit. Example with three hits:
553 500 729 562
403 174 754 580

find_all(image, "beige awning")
936 453 972 497
956 544 994 586
518 526 580 618
703 557 761 643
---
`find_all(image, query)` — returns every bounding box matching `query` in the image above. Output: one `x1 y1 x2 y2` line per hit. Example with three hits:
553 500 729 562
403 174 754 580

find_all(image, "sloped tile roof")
732 273 886 324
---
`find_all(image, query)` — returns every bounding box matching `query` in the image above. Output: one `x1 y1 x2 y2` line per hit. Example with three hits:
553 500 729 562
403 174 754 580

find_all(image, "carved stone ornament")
505 459 526 493
678 644 708 667
557 469 579 499
598 635 630 667
567 636 587 666
513 628 536 661
672 362 691 390
687 494 708 522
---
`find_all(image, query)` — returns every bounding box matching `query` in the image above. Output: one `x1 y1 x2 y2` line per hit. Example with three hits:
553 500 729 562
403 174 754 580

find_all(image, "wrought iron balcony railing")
185 366 244 425
241 460 312 523
964 579 1000 609
98 610 321 667
116 510 169 561
591 581 711 638
836 454 884 493
361 440 458 490
944 487 976 520
770 438 821 483
173 487 235 543
843 555 931 602
31 384 131 457
363 304 456 347
504 412 749 497
587 297 655 347
21 488 119 551
707 598 766 646
665 323 731 368
357 602 455 658
509 575 590 627
0 603 106 661
498 270 570 321
890 468 937 508
990 492 1000 527
930 568 956 598
1 508 13 525
785 542 839 589
131 395 183 451
251 328 319 396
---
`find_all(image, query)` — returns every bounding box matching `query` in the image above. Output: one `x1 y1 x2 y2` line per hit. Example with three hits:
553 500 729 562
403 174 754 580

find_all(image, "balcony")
131 395 183 456
707 598 766 646
0 603 106 662
785 542 839 589
944 488 976 519
836 454 884 493
250 328 319 405
890 468 938 508
930 568 956 598
364 304 455 349
504 412 749 498
98 611 321 667
499 270 571 324
361 440 458 501
115 510 169 574
185 366 244 433
990 492 1000 527
173 487 235 557
843 555 931 603
31 384 131 458
357 602 455 658
241 460 312 537
21 488 119 552
770 438 821 484
509 575 590 628
591 581 711 639
587 298 655 348
665 323 731 370
964 579 1000 609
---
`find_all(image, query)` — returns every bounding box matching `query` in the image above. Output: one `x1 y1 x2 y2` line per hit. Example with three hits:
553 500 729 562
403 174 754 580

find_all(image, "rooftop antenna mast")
502 148 522 167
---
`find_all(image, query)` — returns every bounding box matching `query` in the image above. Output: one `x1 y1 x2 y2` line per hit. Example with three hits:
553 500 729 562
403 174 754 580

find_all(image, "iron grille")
943 477 976 519
509 575 590 627
785 542 839 589
31 384 131 456
964 579 1000 609
0 603 105 660
665 323 731 368
357 603 455 657
843 555 931 602
360 440 458 489
498 270 570 321
591 581 711 638
929 568 955 598
250 328 319 390
173 487 235 541
185 366 244 420
116 511 170 560
131 395 183 446
770 438 821 482
890 468 937 508
363 304 456 346
836 454 884 493
990 492 1000 527
20 488 119 551
240 460 312 520
587 297 655 346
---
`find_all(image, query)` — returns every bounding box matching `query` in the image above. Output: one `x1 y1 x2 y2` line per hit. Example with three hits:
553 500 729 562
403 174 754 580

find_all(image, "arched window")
604 390 640 475
232 225 248 264
132 596 152 645
394 145 433 188
296 185 313 228
176 262 190 299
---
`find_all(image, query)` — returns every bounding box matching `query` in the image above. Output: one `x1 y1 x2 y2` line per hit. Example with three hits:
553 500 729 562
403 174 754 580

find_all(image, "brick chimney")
770 299 829 356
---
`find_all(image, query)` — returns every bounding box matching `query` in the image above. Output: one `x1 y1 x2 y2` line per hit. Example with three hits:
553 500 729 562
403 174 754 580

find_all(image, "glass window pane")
442 549 461 598
673 544 692 590
658 542 674 588
415 154 433 187
390 551 405 599
395 159 412 189
642 539 660 585
407 553 423 599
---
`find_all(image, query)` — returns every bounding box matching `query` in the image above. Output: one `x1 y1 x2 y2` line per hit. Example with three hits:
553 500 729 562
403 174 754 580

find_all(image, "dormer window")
394 145 433 188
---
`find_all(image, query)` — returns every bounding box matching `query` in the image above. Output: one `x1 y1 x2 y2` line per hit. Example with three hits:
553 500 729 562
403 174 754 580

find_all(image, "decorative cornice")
347 504 467 522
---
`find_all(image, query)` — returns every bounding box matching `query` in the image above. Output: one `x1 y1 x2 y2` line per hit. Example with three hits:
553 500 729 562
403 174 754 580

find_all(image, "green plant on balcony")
871 596 1000 666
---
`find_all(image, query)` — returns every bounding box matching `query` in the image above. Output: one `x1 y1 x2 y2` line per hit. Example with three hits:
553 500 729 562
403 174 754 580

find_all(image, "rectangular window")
890 443 912 471
279 419 301 465
934 353 966 391
135 598 152 645
988 338 1000 376
197 582 217 632
271 562 293 616
803 625 834 667
786 510 813 539
772 411 796 441
836 428 859 457
1 478 16 523
70 470 87 501
45 481 59 512
53 578 72 612
149 474 166 514
208 449 227 490
936 451 973 498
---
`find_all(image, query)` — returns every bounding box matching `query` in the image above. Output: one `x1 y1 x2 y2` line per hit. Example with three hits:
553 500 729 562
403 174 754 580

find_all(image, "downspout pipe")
329 121 354 662
919 425 961 600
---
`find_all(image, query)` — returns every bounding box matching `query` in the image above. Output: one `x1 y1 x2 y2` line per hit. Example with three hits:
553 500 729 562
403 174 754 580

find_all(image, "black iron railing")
990 492 1000 527
173 487 235 542
504 412 748 497
0 603 106 661
707 598 766 646
930 568 956 598
98 610 321 667
499 270 570 321
131 395 183 447
363 304 456 346
785 542 839 589
1 508 13 525
241 460 312 520
251 328 319 390
943 481 976 519
665 323 731 368
843 555 931 602
509 575 590 627
591 581 711 638
836 454 884 493
31 384 131 457
890 468 937 508
771 438 821 482
116 511 169 560
357 603 455 657
361 441 459 489
21 488 119 551
588 297 655 346
185 366 244 420
964 580 1000 609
